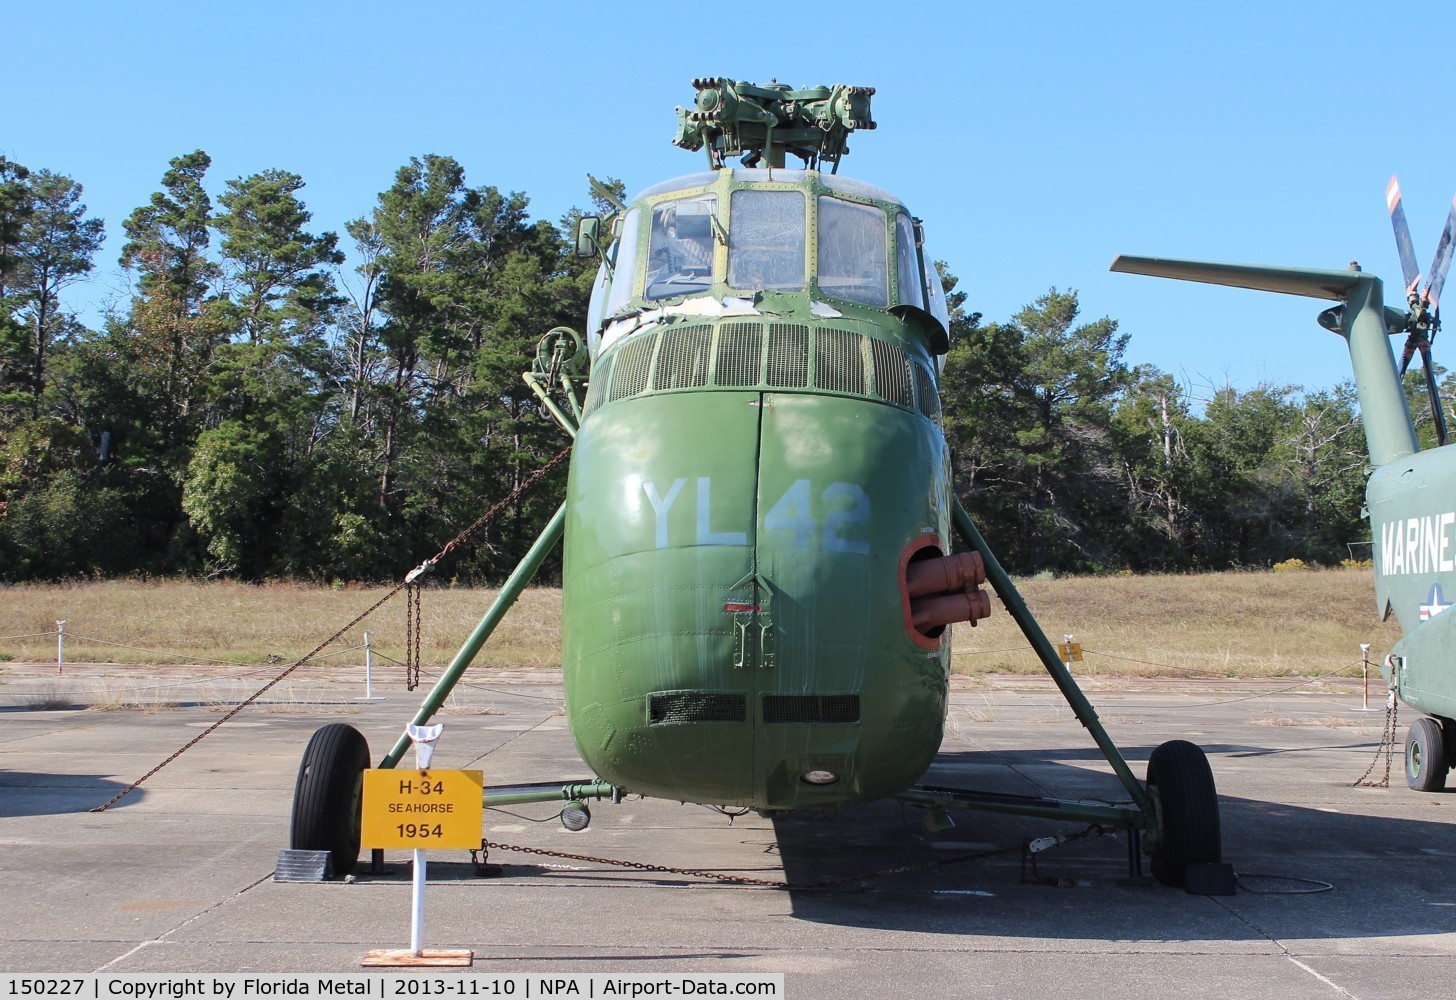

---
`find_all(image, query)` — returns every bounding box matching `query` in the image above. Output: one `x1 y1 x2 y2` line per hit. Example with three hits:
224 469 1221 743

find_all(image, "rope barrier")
1082 647 1366 680
58 632 286 667
9 630 366 668
955 639 1374 710
962 642 1378 686
1175 661 1365 708
407 663 564 704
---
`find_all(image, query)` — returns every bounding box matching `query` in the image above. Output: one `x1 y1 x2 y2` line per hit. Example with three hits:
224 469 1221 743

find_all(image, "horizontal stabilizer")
1110 255 1371 302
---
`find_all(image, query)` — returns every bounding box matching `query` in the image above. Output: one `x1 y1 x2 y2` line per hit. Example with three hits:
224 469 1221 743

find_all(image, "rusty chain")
472 824 1109 891
1354 685 1400 788
404 583 415 690
411 584 422 689
91 445 573 813
405 583 422 691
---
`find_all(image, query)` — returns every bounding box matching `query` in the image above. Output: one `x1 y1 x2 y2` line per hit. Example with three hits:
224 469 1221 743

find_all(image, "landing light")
801 770 839 785
921 807 955 834
560 801 591 831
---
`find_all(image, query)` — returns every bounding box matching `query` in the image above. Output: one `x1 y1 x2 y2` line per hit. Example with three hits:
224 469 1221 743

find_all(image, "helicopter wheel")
1146 740 1221 888
290 723 371 877
1405 717 1449 792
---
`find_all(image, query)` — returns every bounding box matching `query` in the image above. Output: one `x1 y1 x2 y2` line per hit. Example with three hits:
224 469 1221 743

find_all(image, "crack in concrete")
1212 896 1359 998
94 871 275 973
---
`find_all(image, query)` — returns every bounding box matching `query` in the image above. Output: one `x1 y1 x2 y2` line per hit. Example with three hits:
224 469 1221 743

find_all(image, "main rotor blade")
1386 174 1422 295
1419 340 1450 447
1425 194 1456 310
1109 256 1368 300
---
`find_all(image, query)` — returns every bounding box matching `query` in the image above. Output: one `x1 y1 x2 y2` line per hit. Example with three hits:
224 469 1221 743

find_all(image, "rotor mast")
672 78 875 172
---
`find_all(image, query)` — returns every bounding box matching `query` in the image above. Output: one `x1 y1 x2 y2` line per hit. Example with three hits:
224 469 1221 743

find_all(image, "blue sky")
8 0 1456 398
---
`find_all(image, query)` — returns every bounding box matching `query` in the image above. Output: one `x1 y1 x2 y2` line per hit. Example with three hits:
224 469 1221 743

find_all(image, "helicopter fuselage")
1108 256 1456 750
1369 450 1456 720
562 167 963 810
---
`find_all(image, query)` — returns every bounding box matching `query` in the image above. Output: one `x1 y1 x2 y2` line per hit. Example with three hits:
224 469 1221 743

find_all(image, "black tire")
1405 717 1448 792
1147 740 1221 888
290 724 370 877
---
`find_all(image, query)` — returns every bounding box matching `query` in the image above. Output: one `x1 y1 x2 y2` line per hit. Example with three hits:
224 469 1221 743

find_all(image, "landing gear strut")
898 501 1224 889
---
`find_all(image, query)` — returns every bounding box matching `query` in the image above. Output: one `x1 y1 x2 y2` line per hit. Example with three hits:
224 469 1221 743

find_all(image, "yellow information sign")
361 768 484 850
1059 641 1084 663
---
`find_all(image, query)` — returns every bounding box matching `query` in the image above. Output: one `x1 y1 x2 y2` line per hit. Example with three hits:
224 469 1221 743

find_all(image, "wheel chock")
1184 862 1236 896
274 849 333 882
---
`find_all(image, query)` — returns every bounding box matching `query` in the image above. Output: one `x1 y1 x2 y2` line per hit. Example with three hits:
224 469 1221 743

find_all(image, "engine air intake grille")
713 322 763 387
592 320 934 422
607 333 657 402
914 362 941 422
653 325 711 390
766 324 810 388
648 691 747 725
762 694 861 725
815 327 867 395
870 338 915 408
581 352 614 417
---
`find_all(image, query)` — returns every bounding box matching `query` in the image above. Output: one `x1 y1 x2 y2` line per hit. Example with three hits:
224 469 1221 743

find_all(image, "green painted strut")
483 781 616 807
523 372 579 440
379 502 568 769
952 499 1154 818
897 787 1143 828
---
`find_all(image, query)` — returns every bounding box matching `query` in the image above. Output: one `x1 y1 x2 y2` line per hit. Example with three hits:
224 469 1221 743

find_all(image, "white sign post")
360 722 476 968
406 722 441 956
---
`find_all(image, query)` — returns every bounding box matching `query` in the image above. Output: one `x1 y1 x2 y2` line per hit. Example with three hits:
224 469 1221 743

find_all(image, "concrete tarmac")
1 664 1452 998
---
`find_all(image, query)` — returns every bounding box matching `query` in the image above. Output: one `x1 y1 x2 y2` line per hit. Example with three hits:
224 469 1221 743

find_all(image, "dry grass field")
0 568 1401 684
0 581 564 673
952 568 1400 679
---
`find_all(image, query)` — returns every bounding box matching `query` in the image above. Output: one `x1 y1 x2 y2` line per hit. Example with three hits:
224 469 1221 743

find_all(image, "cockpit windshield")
588 172 951 355
817 196 887 306
895 213 923 311
646 195 716 301
727 190 805 292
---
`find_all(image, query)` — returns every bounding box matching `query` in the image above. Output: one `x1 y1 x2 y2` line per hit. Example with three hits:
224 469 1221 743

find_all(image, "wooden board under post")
362 948 474 967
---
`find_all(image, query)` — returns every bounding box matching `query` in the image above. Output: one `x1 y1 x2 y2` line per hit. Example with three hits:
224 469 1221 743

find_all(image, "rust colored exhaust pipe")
906 551 986 598
910 586 994 630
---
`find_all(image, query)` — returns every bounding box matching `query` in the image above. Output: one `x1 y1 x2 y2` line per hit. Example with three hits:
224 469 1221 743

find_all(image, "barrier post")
358 631 385 702
1360 643 1372 711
